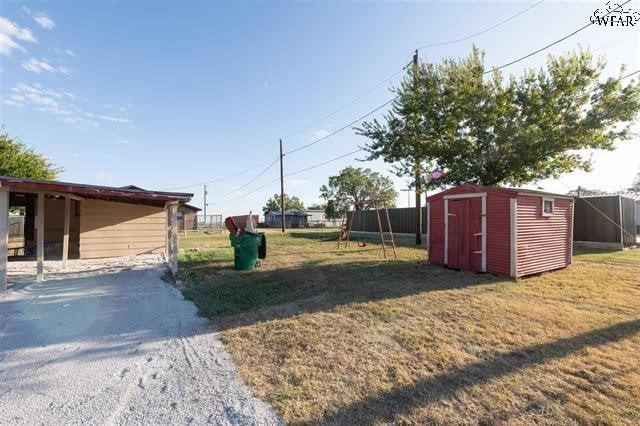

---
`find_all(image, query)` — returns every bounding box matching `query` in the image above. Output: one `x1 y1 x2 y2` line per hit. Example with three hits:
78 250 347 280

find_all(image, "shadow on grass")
287 231 340 242
286 231 422 248
181 258 500 330
311 318 640 425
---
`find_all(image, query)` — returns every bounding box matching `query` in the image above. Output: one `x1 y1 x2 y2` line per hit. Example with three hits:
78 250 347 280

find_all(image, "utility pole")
203 185 208 219
401 188 411 207
279 139 286 233
577 186 582 198
412 49 423 246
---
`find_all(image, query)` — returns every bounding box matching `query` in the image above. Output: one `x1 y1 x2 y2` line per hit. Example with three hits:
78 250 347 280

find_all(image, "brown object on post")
224 216 239 234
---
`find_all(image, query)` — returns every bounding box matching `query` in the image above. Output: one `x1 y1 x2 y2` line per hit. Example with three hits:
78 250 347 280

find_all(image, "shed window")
542 198 554 216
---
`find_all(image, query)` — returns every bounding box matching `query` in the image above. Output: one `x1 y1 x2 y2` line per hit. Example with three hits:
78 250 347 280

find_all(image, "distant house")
574 194 639 249
264 209 310 228
302 209 325 225
178 204 201 231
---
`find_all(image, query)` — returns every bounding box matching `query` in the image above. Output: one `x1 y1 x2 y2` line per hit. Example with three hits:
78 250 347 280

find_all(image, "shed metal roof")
427 184 574 201
0 175 193 203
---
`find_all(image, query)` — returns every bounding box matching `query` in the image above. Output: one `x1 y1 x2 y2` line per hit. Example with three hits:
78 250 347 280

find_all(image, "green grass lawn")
179 229 640 424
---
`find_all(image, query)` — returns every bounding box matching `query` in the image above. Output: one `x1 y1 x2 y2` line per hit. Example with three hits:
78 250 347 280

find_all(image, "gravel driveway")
0 255 281 425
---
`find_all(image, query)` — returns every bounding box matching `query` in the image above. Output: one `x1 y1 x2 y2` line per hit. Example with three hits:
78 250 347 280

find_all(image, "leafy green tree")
319 166 397 214
0 131 61 180
358 48 640 187
307 203 325 210
263 193 304 214
324 200 341 219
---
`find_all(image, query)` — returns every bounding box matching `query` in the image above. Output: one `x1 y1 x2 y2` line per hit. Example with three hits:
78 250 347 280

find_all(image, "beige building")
0 176 192 291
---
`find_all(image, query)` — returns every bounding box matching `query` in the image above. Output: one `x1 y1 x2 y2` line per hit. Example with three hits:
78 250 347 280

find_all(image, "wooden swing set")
336 199 397 259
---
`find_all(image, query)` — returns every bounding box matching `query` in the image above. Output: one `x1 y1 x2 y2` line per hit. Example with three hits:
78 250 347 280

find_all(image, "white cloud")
309 128 331 140
11 84 60 108
6 82 132 129
4 99 24 107
22 57 70 75
0 17 37 55
13 82 74 100
0 17 37 42
98 114 131 124
61 116 99 127
0 33 25 55
22 7 56 30
54 47 77 59
288 179 311 187
6 82 97 127
33 13 55 30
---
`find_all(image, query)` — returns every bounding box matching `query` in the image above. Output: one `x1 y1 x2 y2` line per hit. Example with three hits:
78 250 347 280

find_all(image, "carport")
0 176 192 291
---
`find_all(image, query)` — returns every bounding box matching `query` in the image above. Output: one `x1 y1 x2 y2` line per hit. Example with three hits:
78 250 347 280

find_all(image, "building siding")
485 193 512 277
428 200 445 265
79 199 167 258
428 185 515 274
429 185 573 278
516 196 572 277
44 197 81 259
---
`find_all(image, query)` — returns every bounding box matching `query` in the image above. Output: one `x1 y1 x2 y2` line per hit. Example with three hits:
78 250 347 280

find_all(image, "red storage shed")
427 185 574 278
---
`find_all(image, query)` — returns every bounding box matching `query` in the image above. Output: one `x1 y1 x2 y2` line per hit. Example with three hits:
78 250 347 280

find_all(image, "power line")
208 178 280 206
161 156 278 191
293 68 406 136
167 0 635 198
285 98 394 155
485 0 632 74
286 148 364 177
160 0 553 192
285 0 552 154
206 157 280 198
286 7 636 157
557 179 637 240
297 0 546 134
210 148 366 205
619 69 640 81
416 0 546 50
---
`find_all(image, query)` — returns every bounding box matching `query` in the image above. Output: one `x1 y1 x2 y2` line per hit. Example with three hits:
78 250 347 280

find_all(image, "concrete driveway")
0 255 281 425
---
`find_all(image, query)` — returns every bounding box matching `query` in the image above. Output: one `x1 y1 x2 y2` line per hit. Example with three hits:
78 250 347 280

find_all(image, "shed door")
447 198 483 272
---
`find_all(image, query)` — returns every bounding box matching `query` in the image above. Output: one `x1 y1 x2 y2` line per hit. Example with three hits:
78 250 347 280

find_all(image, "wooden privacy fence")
348 206 429 234
574 196 637 248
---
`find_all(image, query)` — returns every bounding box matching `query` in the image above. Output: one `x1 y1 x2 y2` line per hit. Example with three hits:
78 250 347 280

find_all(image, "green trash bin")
229 232 263 270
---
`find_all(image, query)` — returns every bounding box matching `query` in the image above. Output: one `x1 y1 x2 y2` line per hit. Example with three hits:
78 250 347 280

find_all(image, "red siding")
516 196 573 277
428 185 515 275
485 193 512 276
428 198 445 265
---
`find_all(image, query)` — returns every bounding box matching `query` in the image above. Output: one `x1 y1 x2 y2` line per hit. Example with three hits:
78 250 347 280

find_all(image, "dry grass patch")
179 230 640 424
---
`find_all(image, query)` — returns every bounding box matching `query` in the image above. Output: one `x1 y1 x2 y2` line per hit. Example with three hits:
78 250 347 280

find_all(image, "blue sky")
1 1 639 218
